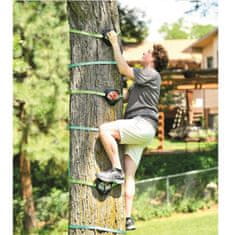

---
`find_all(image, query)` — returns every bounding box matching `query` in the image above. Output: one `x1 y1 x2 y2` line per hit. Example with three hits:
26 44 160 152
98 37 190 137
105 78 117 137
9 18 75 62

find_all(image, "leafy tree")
158 18 189 40
118 4 149 43
158 18 215 39
190 24 215 38
14 1 69 233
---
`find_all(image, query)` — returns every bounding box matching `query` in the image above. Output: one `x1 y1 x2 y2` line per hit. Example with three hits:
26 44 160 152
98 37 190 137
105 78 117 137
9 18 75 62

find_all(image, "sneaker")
126 217 136 231
96 168 125 184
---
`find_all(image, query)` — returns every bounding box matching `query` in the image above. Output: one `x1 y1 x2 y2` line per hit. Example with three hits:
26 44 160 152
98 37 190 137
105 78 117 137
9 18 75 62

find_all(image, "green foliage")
190 24 216 38
133 199 174 221
148 138 217 151
158 18 189 40
118 4 149 43
13 1 69 159
133 197 214 221
14 189 68 234
13 2 70 232
36 219 68 235
14 198 25 234
36 189 68 224
31 160 68 198
158 17 216 40
175 198 211 213
137 145 218 180
133 169 217 221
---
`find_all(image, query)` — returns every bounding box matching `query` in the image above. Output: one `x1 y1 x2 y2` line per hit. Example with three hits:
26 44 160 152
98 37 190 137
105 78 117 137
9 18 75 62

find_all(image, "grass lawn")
128 207 218 235
147 138 217 151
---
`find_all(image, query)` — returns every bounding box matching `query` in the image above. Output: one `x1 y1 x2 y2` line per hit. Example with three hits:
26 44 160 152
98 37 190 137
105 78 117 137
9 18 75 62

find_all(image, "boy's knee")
99 123 111 134
99 123 120 141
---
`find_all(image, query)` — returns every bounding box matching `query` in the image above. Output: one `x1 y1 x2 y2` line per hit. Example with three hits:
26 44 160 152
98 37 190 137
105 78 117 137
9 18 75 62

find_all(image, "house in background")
183 28 218 69
182 28 218 130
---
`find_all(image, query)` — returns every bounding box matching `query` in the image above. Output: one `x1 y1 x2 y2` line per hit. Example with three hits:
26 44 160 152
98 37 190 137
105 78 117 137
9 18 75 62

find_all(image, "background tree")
118 4 149 43
14 2 69 233
158 18 215 39
67 1 125 235
158 18 189 40
190 23 215 38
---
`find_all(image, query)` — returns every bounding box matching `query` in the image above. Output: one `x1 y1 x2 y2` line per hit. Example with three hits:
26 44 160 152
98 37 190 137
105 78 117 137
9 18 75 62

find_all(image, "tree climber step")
69 88 122 105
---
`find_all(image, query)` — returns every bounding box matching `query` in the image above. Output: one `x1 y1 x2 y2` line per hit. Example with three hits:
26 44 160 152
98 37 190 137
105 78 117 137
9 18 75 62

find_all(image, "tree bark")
18 102 36 234
67 1 125 235
20 152 36 233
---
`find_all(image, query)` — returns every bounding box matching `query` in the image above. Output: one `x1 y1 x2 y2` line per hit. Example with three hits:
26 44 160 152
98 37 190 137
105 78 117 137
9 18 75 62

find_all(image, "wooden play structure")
153 68 218 152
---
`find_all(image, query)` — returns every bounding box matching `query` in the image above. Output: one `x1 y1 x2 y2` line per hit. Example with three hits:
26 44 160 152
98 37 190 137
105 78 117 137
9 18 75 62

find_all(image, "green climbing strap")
69 178 96 188
69 89 123 99
69 125 99 132
68 60 117 69
70 29 103 38
69 89 105 97
69 224 126 234
70 29 121 38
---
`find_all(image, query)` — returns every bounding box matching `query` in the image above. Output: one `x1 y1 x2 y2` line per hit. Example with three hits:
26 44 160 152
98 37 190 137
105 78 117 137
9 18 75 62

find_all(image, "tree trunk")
18 102 36 234
67 1 125 235
20 152 36 233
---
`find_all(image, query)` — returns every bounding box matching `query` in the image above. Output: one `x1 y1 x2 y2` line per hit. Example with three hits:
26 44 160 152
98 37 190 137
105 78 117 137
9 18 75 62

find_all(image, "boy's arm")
107 31 135 80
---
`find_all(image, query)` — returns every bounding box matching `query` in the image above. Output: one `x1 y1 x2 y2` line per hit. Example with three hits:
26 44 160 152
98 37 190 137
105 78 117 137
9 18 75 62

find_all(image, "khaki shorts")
105 116 156 167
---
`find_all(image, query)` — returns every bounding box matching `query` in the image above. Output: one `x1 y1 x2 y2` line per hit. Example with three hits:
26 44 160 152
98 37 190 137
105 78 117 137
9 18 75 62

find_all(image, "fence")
133 167 218 220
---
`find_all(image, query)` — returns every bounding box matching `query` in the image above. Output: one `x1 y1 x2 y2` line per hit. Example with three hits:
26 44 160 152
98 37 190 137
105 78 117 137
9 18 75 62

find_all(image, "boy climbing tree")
97 31 169 230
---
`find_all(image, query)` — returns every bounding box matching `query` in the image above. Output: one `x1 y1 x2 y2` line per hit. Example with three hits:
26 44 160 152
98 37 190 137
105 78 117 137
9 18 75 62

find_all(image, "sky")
118 0 218 41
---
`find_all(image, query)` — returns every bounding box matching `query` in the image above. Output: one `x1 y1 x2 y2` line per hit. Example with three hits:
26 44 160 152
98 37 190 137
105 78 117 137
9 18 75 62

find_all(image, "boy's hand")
106 30 118 46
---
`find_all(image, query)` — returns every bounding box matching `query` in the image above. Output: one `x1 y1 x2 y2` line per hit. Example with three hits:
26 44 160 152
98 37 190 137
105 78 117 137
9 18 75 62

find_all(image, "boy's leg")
124 154 137 217
96 121 125 184
97 117 154 185
124 154 138 230
99 122 121 169
98 117 154 170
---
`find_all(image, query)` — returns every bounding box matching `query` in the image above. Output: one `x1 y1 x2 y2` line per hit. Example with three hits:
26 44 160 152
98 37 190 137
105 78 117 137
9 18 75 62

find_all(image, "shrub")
35 219 68 235
13 198 25 235
36 188 68 225
136 146 218 180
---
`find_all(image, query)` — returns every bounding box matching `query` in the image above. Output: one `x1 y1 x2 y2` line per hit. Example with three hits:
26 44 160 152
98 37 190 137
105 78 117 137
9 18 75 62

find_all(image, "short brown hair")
152 44 169 72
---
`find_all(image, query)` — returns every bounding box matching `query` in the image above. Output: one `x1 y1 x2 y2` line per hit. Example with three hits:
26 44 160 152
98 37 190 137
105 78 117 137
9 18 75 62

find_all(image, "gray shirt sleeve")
133 68 155 86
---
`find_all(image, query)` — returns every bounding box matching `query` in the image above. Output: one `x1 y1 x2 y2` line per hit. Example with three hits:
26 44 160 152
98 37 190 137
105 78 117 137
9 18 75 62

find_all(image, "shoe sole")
96 174 124 184
126 226 136 231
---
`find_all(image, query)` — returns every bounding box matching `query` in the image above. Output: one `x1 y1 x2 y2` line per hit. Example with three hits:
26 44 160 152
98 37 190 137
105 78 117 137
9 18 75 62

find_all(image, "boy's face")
141 49 154 66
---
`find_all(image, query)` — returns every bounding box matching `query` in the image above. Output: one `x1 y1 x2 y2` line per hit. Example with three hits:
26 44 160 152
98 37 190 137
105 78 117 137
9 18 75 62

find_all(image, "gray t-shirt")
124 67 161 129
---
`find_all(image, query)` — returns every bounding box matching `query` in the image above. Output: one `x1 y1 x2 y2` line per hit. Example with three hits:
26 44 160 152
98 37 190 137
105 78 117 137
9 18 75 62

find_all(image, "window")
207 56 214 69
